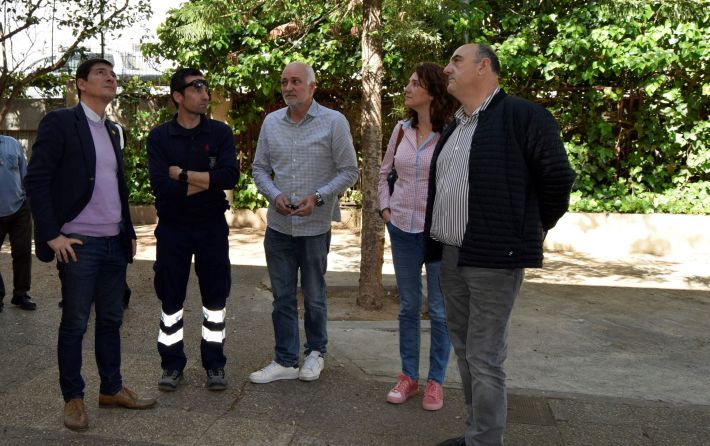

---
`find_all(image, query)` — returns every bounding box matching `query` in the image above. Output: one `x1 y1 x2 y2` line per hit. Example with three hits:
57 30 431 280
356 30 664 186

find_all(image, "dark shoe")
158 369 183 392
63 398 89 431
436 437 466 446
206 368 227 391
99 387 156 409
11 295 37 311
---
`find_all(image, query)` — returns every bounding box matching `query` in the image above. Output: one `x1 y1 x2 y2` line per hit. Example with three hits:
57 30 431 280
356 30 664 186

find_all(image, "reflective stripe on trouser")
158 309 184 347
200 304 227 369
202 306 226 343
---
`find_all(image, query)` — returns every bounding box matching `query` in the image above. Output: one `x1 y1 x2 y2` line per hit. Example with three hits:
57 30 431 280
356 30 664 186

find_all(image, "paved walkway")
0 226 709 445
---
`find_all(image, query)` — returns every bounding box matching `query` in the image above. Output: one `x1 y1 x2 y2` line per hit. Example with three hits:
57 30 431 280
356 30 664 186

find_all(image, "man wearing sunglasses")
147 68 239 392
250 61 359 384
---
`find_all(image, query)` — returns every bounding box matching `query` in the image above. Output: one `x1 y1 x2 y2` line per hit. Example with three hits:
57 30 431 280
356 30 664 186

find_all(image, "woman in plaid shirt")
378 63 457 411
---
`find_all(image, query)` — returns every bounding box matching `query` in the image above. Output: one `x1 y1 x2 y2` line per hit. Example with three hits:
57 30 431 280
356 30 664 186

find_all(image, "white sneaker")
298 351 324 382
249 361 299 384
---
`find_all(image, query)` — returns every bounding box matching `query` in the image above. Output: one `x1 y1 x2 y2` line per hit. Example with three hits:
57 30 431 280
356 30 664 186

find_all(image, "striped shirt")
252 100 359 237
430 87 499 246
377 119 438 233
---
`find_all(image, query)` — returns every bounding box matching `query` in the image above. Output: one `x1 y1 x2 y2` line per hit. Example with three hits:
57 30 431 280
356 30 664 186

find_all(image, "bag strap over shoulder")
393 124 405 157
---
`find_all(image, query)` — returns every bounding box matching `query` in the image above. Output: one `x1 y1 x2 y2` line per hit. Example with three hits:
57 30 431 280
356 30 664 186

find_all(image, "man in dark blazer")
24 58 155 431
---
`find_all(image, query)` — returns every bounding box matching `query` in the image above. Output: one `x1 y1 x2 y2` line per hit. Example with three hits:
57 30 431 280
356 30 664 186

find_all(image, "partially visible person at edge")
147 68 239 393
24 58 156 432
249 61 359 384
427 44 576 446
377 62 457 412
0 134 36 312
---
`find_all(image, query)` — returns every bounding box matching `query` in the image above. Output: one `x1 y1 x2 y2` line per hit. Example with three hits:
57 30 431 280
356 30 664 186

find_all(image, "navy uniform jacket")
147 115 240 224
24 105 136 263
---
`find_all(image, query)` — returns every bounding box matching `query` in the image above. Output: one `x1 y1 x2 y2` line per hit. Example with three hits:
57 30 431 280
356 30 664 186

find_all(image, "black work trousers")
0 201 32 299
153 219 231 372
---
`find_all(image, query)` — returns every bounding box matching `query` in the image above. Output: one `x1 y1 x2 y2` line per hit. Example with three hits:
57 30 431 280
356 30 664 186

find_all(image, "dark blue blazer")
24 104 136 263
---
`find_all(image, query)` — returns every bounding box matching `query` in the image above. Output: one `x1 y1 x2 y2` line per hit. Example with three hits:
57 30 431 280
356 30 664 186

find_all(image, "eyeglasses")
176 79 209 92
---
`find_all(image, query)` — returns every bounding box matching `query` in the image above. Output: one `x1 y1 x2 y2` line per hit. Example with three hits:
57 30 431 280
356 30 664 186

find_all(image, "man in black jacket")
25 58 156 431
147 68 239 392
427 44 575 446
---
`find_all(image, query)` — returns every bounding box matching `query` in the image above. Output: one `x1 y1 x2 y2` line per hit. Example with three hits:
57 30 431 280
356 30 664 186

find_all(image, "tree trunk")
357 0 385 310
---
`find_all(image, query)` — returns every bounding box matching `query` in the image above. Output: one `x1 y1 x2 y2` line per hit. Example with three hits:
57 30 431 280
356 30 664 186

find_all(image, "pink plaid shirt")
378 119 440 233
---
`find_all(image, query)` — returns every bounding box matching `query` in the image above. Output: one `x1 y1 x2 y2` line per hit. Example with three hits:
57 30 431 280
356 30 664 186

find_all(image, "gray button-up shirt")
252 100 359 237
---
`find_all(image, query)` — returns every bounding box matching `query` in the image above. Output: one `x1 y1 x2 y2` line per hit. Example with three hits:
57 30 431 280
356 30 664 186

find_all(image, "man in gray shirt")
250 61 358 384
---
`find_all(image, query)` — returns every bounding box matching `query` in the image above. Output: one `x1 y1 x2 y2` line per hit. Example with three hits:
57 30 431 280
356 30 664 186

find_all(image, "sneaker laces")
303 352 322 371
260 361 280 375
208 368 224 379
392 375 415 395
163 370 180 379
424 381 442 400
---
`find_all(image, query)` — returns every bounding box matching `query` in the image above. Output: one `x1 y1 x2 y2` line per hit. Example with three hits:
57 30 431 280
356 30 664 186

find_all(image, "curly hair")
407 62 457 133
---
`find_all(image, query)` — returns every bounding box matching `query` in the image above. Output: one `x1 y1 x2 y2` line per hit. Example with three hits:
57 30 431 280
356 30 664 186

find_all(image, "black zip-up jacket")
147 115 240 224
424 89 576 268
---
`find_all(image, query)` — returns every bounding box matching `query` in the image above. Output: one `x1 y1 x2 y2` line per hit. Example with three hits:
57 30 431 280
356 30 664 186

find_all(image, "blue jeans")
264 227 330 367
57 234 128 401
440 245 524 446
387 222 451 384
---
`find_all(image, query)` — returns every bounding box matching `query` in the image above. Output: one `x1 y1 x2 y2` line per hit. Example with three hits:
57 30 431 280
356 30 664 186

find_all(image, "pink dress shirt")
378 119 439 234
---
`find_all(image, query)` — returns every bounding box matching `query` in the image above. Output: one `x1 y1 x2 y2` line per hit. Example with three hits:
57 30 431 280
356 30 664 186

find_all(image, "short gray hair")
287 61 316 84
305 64 316 85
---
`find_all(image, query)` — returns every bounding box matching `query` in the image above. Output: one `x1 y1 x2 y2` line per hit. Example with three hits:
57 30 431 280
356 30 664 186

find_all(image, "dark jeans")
440 245 524 446
153 220 231 371
0 201 32 299
387 222 450 384
264 227 330 367
57 234 127 402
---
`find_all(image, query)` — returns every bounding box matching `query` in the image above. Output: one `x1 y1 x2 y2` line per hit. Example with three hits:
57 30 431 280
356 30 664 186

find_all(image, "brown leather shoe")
63 399 89 431
98 387 156 409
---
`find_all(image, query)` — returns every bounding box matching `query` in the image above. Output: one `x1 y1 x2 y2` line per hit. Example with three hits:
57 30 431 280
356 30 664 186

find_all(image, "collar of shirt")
283 100 322 125
81 101 106 124
168 113 210 136
455 86 501 125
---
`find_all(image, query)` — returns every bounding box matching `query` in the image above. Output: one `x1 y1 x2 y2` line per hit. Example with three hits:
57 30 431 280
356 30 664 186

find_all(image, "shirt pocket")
1 153 20 170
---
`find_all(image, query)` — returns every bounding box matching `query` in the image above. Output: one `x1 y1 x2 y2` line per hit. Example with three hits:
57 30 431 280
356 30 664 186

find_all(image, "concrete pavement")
0 225 709 445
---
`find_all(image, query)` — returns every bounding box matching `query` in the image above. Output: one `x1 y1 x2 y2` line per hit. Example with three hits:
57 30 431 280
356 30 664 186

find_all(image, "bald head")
443 43 501 113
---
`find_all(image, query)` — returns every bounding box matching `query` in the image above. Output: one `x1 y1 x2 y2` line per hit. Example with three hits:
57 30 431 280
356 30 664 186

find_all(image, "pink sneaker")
386 374 419 404
422 379 444 411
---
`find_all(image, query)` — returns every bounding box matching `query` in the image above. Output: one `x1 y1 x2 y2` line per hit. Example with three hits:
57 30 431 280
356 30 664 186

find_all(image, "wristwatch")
179 168 188 182
314 191 324 207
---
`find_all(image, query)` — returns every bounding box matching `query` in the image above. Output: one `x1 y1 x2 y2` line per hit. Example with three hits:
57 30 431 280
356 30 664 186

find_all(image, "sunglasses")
176 79 209 92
